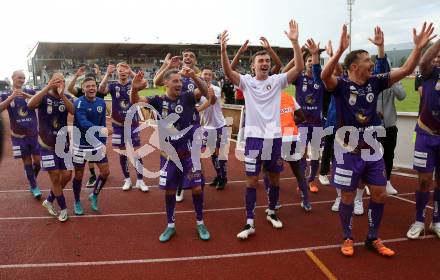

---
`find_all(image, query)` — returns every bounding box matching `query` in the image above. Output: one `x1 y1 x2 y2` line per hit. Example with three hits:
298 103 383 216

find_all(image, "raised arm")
220 30 241 86
0 90 30 112
305 38 320 65
230 40 249 71
58 85 75 115
260 37 283 74
389 22 436 85
321 25 350 90
284 20 304 84
180 66 208 101
419 38 440 78
130 71 148 104
98 65 116 94
369 26 385 59
67 66 85 96
154 55 180 86
93 64 102 81
28 78 61 109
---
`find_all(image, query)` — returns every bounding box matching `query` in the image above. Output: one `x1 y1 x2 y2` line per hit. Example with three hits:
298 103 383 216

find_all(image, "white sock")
246 219 254 227
355 188 364 201
167 223 175 228
336 188 341 197
196 220 204 226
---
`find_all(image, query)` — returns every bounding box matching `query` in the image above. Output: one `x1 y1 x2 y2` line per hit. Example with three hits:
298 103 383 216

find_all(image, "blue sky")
0 0 438 79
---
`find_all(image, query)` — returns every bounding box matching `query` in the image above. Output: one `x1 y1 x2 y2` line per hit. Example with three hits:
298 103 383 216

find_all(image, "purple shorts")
244 137 283 176
202 126 227 150
159 155 203 190
413 131 440 174
72 146 108 168
331 152 386 191
40 147 73 171
11 136 40 159
111 125 141 148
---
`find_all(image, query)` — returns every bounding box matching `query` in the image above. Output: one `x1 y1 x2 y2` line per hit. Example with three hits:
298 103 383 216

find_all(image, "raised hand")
180 66 195 79
132 71 147 90
260 37 271 50
238 39 249 54
93 64 101 75
220 30 229 51
337 24 350 53
75 66 86 77
106 64 116 75
163 53 171 65
11 89 30 99
413 22 436 49
168 56 181 69
284 19 299 42
368 26 384 47
57 81 65 95
325 40 334 57
305 38 320 55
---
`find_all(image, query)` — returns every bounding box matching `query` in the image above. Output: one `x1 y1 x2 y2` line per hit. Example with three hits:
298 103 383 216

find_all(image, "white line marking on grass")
0 235 435 269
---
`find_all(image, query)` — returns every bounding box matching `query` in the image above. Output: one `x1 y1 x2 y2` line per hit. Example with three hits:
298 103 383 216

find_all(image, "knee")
101 168 110 178
341 191 355 204
62 171 72 184
74 169 84 180
192 186 203 195
166 189 176 195
246 177 258 188
419 176 432 192
371 189 387 203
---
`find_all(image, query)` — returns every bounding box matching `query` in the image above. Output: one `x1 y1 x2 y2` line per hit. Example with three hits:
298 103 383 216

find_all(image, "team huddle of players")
1 19 439 258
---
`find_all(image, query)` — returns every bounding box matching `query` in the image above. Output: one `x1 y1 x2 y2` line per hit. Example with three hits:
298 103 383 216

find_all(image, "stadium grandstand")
27 42 313 87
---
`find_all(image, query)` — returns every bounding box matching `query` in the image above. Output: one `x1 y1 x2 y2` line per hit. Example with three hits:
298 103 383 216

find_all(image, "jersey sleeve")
312 64 323 84
372 73 391 94
276 73 289 89
238 74 250 92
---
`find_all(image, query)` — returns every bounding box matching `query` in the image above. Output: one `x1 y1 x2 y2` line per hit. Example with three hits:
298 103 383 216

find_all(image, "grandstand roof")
29 42 294 59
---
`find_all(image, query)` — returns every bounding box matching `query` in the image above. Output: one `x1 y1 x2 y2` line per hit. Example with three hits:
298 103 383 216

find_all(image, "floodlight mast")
347 0 355 52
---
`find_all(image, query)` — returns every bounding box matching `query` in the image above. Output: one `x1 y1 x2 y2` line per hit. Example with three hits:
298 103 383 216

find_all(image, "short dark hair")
343 49 369 70
81 77 96 86
164 69 180 80
251 50 270 63
201 66 213 72
182 49 197 58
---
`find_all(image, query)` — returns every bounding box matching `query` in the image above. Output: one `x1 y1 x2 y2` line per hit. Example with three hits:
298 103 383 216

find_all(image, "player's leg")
89 161 110 212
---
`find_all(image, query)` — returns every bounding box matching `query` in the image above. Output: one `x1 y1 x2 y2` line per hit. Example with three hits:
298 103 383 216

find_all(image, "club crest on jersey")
313 84 320 89
302 85 307 92
266 84 272 91
175 105 183 114
59 104 66 112
18 107 28 117
97 106 103 113
349 93 357 106
366 92 374 103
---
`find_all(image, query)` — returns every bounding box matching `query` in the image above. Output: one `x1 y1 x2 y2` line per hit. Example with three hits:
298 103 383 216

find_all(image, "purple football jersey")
0 89 38 137
148 92 197 153
37 92 73 148
333 73 390 129
417 66 440 134
294 71 324 126
181 76 200 125
108 81 139 127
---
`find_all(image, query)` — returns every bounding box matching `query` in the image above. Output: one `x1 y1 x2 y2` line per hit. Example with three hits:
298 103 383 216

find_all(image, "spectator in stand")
222 77 235 104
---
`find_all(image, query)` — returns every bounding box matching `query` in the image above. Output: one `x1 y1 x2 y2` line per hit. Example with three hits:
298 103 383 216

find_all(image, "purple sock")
119 155 130 179
24 164 37 189
297 176 310 203
165 194 176 224
55 194 67 210
433 188 440 223
367 201 384 240
268 185 280 211
308 160 319 182
219 160 227 179
245 187 257 219
339 202 354 239
47 191 55 203
93 176 108 196
211 154 221 177
72 178 82 202
415 191 430 222
192 193 204 221
300 158 307 176
135 158 144 180
201 174 205 189
33 163 41 178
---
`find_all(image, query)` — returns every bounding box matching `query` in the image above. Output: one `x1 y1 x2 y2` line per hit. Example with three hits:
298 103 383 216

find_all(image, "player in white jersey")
220 20 304 239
